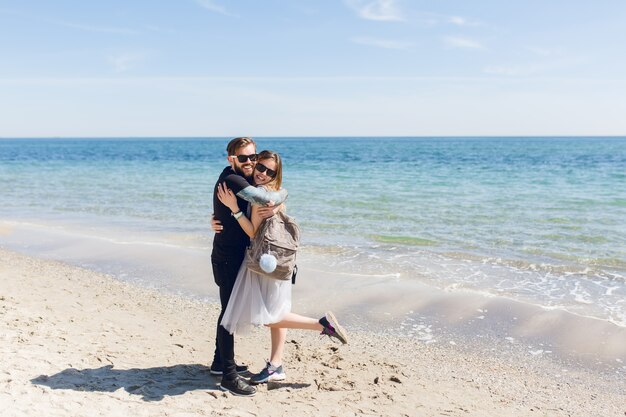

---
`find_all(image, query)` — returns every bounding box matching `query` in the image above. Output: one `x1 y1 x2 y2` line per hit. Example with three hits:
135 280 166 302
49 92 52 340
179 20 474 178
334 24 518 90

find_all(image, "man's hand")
211 214 223 233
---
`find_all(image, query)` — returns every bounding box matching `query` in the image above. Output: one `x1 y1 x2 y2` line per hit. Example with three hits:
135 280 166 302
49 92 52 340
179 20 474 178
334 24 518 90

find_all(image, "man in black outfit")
210 137 287 397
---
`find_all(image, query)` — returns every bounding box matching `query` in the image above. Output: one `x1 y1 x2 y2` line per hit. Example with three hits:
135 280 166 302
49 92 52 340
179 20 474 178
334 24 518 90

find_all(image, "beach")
2 247 624 417
2 0 626 410
1 137 625 416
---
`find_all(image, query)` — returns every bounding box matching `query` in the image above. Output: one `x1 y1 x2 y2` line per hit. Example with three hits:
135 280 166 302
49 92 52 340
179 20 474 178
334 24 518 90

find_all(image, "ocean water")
1 137 625 327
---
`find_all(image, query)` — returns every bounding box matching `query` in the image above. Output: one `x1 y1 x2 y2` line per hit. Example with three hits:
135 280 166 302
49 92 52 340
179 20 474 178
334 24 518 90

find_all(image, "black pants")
211 253 244 381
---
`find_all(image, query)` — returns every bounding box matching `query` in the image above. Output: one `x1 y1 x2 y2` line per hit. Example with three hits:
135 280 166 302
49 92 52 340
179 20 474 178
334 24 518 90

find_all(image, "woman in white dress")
218 150 348 384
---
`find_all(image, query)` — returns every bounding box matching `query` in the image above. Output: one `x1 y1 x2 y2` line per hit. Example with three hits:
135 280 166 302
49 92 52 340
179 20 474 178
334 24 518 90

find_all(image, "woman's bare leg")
266 312 323 331
269 327 287 366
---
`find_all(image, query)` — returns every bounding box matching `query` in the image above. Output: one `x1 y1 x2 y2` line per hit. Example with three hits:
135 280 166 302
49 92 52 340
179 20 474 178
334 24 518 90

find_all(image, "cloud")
443 36 485 50
107 53 146 73
525 46 555 57
404 12 481 27
0 9 137 34
483 59 574 77
447 16 481 27
345 0 404 22
351 36 412 50
194 0 238 17
483 65 538 77
0 76 506 87
56 21 138 35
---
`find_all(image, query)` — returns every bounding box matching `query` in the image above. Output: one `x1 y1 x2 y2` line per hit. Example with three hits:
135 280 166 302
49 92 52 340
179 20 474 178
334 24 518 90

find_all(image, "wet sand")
1 248 624 416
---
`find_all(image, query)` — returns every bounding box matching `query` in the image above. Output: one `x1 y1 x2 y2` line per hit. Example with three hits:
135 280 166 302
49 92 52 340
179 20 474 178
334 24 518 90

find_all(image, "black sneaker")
209 362 250 376
219 375 257 397
320 311 348 344
250 361 286 384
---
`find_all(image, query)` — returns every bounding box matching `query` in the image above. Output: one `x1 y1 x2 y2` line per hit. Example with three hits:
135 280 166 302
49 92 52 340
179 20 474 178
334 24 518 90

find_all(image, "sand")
1 247 624 417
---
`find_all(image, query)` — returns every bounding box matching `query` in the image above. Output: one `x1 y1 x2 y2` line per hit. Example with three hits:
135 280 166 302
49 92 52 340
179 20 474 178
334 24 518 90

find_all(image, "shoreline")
1 247 624 416
2 217 626 374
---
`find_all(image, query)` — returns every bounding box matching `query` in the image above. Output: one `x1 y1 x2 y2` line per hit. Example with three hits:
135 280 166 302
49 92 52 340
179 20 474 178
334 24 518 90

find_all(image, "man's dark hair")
226 137 256 155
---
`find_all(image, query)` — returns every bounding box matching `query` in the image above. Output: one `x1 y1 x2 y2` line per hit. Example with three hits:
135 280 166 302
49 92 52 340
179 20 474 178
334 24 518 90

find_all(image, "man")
210 137 287 397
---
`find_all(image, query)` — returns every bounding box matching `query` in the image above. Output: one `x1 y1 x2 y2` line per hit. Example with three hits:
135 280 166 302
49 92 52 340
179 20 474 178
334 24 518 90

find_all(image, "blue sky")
1 0 626 137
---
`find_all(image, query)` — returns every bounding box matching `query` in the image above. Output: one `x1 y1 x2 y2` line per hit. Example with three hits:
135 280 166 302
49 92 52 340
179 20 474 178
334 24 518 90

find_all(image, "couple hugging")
209 137 348 397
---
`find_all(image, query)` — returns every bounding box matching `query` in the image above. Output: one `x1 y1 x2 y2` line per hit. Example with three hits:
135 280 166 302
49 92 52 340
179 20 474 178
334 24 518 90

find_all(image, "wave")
369 234 438 246
442 251 626 282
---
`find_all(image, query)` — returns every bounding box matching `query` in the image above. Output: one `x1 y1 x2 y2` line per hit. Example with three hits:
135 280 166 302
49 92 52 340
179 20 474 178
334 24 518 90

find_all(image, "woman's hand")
257 203 283 220
210 214 223 233
217 182 239 213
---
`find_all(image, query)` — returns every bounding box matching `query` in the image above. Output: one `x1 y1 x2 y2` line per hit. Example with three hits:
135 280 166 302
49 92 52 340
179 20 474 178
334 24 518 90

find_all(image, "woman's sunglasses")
255 162 277 178
232 153 258 163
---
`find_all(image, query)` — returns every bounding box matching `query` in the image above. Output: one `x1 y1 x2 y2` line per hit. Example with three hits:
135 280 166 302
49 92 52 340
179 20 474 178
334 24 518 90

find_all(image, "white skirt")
221 263 292 335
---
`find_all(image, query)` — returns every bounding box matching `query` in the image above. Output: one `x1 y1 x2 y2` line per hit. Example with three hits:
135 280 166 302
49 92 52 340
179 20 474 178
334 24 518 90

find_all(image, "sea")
1 137 625 335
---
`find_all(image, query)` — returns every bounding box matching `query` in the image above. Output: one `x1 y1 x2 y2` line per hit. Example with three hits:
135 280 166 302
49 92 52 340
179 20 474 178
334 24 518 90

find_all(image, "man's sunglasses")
255 162 277 178
232 153 258 163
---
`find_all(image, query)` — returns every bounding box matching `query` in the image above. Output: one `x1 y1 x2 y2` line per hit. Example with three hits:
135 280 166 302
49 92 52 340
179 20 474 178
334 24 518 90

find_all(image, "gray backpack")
245 210 300 280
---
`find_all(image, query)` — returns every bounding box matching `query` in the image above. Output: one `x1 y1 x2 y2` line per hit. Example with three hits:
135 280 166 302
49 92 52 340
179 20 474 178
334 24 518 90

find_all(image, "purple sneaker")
320 311 348 345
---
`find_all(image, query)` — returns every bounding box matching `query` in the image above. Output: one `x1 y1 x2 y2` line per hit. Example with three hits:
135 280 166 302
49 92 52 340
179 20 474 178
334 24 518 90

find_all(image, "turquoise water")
1 137 625 325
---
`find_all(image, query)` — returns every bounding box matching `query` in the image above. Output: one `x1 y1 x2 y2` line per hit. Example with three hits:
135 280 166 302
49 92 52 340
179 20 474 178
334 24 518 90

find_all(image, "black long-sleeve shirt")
211 166 253 260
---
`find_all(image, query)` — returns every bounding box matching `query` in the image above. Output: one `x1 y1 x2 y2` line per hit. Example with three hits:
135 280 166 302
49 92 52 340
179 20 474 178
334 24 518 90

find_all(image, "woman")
217 150 348 384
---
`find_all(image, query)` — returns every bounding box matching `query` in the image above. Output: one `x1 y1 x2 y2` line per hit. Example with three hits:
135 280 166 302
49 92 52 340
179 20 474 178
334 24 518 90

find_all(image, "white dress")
221 249 292 335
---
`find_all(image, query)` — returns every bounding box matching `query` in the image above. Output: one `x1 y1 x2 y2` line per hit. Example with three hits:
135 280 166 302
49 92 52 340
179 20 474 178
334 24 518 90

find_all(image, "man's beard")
234 164 253 179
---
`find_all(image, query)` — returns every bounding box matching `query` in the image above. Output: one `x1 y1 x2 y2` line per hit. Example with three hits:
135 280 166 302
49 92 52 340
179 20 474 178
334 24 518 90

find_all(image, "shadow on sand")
31 364 220 401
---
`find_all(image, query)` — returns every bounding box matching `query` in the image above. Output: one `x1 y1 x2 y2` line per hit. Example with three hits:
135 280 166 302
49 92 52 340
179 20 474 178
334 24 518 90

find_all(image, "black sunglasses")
233 153 258 163
255 162 277 178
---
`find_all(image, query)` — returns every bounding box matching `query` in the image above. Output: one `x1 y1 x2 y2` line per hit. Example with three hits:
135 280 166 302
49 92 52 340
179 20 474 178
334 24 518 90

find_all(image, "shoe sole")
219 384 257 397
250 372 286 384
326 311 349 344
209 368 250 376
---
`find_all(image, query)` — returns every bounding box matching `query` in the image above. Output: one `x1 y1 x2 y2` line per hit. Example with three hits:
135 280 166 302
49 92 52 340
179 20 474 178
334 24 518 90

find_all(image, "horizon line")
2 135 626 140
